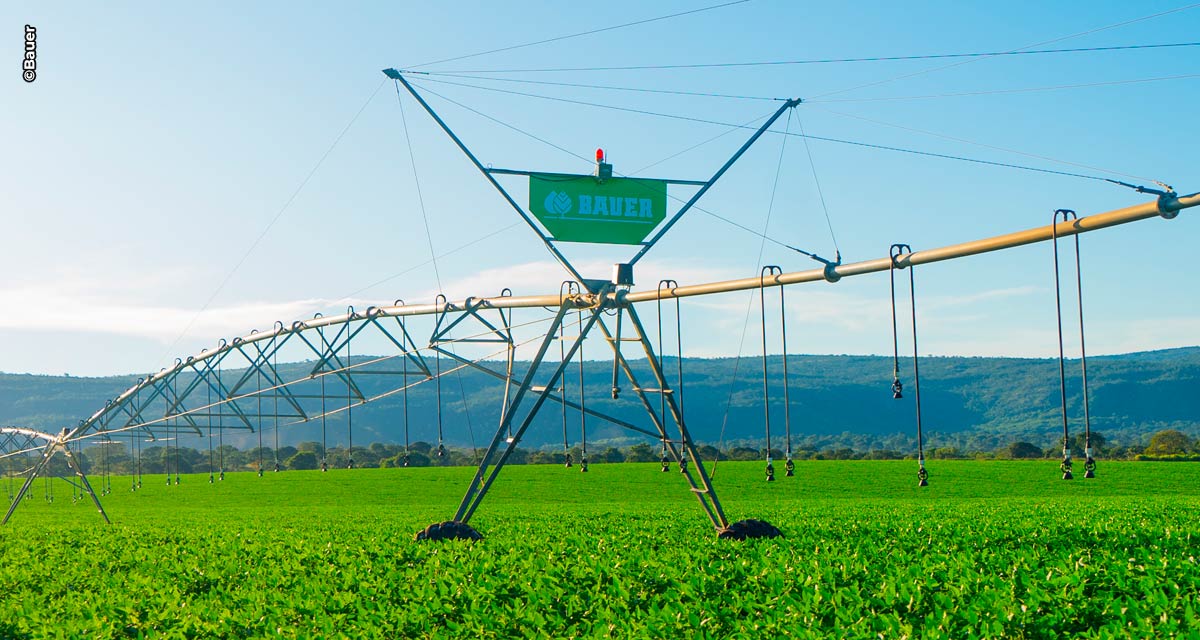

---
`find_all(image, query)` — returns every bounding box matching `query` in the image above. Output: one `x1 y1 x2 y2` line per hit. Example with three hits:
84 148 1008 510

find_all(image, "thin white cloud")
923 285 1041 309
1091 316 1200 355
408 258 744 303
3 264 1191 369
0 285 375 343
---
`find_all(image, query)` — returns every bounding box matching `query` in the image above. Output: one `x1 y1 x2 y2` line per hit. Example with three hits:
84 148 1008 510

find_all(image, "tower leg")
457 304 605 523
611 307 779 538
61 445 111 524
2 441 56 525
417 300 604 540
414 293 781 541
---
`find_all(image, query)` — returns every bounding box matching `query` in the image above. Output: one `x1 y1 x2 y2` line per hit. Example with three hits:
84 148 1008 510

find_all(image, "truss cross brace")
2 428 110 525
450 292 730 532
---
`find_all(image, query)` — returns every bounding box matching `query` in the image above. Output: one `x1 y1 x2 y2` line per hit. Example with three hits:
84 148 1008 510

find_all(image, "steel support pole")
595 314 725 528
431 345 664 439
1 440 57 525
451 301 573 522
61 444 110 524
384 69 589 288
596 310 730 528
499 299 515 441
620 306 730 530
627 98 801 267
456 301 607 523
2 431 112 526
596 315 673 448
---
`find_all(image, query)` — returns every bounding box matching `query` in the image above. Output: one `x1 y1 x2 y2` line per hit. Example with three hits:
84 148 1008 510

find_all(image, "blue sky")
2 1 1198 377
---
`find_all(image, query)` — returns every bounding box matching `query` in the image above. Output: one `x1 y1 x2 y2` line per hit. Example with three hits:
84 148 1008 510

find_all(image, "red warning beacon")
594 147 612 180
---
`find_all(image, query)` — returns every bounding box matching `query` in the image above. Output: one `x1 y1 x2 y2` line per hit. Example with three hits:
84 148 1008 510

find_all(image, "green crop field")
2 461 1197 638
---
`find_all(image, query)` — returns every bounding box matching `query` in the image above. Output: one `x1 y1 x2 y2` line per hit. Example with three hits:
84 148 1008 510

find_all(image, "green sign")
528 174 667 245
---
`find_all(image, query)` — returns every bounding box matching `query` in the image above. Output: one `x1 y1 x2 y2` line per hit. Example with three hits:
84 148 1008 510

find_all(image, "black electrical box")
612 263 634 287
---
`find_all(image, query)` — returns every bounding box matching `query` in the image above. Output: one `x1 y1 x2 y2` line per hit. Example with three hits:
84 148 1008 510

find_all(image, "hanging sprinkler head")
892 378 904 399
785 458 795 477
1084 448 1096 479
1061 449 1074 480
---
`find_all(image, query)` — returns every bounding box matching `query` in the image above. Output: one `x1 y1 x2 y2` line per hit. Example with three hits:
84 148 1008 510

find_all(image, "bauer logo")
543 191 573 216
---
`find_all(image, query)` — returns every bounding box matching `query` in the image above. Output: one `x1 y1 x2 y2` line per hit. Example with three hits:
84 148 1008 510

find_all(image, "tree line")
6 348 1199 454
7 429 1196 478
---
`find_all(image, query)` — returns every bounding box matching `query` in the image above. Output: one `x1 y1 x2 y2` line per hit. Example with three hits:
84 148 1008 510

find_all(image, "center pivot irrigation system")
2 69 1195 540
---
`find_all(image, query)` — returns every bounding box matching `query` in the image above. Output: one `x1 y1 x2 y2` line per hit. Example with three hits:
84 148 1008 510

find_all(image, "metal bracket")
1107 178 1180 219
1157 190 1181 219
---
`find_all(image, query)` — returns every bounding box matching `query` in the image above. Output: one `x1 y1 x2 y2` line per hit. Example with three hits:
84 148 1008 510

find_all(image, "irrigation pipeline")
88 191 1195 422
626 191 1196 303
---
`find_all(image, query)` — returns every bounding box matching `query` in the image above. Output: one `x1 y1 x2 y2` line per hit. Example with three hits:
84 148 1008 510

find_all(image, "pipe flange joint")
613 288 630 309
822 262 841 283
1158 193 1180 219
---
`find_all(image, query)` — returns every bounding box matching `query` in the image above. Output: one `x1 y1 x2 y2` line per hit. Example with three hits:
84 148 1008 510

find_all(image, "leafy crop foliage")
2 461 1197 638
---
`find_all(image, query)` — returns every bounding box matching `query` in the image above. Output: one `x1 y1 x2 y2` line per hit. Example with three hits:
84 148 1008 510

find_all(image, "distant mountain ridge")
2 347 1197 452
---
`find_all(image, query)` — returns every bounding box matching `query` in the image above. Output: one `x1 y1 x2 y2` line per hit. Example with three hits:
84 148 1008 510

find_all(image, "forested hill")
2 347 1197 452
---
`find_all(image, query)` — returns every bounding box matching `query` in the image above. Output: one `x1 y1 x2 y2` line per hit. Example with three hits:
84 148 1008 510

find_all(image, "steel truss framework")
0 189 1194 531
1 427 110 525
1 70 1195 535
